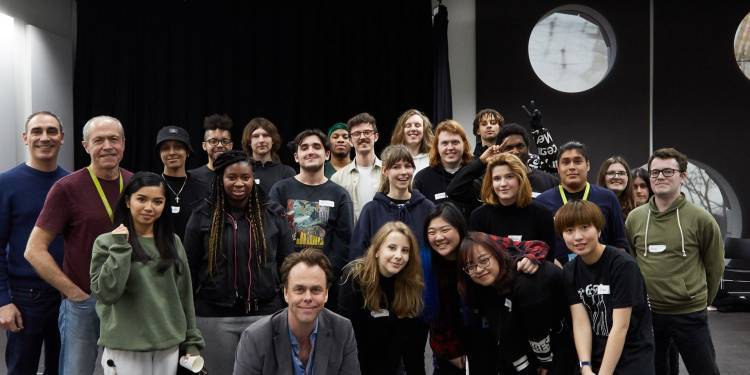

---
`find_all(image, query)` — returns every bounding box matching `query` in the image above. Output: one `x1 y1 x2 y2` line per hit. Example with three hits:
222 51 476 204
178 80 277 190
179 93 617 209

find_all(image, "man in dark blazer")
233 249 360 375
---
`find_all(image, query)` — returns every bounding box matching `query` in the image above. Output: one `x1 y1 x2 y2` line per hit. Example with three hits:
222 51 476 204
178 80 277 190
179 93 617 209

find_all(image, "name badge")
434 192 447 200
254 178 260 185
567 253 578 262
648 244 666 253
319 200 335 207
597 284 610 295
370 309 390 318
531 191 541 198
504 298 513 312
171 206 180 214
508 235 522 242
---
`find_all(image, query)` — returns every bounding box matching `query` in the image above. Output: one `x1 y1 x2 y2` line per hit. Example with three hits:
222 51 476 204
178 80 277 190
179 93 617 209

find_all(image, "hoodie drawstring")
644 208 686 257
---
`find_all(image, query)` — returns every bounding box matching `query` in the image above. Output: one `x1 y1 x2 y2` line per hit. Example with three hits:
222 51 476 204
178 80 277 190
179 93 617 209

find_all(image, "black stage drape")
432 4 453 124
73 0 434 171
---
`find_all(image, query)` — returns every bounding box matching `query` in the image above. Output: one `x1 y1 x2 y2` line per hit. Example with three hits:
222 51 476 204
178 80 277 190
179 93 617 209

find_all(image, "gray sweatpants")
197 315 266 375
101 346 178 375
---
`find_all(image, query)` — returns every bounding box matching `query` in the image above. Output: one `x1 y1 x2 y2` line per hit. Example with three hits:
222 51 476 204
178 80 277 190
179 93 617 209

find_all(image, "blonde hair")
429 120 473 168
390 109 434 155
480 153 533 207
343 222 423 318
378 145 415 194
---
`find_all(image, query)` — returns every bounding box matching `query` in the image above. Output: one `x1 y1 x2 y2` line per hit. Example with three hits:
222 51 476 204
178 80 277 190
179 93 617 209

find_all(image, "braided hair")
206 150 268 276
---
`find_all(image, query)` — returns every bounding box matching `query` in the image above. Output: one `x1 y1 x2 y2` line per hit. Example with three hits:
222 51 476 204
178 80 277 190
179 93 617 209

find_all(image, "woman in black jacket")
184 150 293 375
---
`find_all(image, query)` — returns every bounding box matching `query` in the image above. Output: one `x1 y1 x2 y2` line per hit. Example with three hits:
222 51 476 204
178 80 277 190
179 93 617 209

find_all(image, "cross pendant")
175 197 180 204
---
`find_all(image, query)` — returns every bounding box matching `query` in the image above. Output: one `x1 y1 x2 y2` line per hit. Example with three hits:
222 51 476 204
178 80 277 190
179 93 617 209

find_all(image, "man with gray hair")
25 115 133 374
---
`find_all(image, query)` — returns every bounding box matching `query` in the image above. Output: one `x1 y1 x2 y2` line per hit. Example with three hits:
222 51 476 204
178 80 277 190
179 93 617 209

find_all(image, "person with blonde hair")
469 153 555 250
338 222 424 374
413 119 478 219
390 109 435 173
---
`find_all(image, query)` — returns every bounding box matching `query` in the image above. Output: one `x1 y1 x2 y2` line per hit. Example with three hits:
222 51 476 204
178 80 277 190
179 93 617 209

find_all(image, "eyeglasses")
204 138 233 146
462 256 492 275
605 171 628 177
350 130 375 138
649 168 680 178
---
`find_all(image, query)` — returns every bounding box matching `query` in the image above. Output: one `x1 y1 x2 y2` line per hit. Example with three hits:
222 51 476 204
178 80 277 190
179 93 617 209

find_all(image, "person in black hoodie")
241 117 296 195
413 119 478 220
350 145 436 259
338 221 424 375
457 231 572 375
184 150 293 375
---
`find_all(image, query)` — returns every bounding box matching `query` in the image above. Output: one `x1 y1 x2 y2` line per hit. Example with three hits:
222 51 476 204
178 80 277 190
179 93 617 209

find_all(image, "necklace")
162 173 187 203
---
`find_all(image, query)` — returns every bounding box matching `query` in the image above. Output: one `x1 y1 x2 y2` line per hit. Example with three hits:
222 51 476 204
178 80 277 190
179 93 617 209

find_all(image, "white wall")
0 0 75 171
434 0 476 148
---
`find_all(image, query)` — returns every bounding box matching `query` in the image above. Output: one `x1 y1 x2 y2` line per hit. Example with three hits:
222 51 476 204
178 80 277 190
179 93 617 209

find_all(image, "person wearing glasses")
188 113 234 190
596 156 637 217
625 148 724 375
331 113 382 222
456 231 570 375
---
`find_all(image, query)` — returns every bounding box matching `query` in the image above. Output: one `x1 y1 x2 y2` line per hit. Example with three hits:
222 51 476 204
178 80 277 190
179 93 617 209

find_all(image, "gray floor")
1 311 748 375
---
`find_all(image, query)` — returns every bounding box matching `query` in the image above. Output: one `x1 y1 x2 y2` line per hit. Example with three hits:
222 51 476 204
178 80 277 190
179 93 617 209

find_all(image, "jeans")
58 295 100 375
5 286 61 375
653 310 720 375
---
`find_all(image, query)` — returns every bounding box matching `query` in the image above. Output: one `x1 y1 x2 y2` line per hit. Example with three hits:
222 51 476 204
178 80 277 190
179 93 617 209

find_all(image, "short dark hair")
203 114 233 132
648 147 688 172
25 111 63 132
472 109 504 136
280 248 334 288
346 112 378 133
242 117 282 161
553 200 605 235
293 129 331 152
557 141 589 162
497 123 530 148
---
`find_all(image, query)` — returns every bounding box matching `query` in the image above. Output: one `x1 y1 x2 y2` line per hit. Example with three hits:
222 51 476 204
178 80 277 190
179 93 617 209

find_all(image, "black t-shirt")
563 246 655 374
161 173 209 238
469 201 555 250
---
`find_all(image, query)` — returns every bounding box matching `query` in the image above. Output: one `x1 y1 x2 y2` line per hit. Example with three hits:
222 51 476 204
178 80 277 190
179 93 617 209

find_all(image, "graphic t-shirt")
563 246 655 374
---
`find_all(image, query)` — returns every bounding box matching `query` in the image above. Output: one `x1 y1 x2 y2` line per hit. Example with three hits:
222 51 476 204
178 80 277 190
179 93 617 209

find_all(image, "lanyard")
559 182 590 204
87 166 123 222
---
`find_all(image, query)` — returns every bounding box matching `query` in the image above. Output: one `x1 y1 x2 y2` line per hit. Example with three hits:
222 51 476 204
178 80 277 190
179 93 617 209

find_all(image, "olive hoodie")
625 194 724 314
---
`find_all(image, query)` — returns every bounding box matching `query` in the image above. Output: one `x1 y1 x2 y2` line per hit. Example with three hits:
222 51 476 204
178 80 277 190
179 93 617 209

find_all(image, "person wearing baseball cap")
324 122 351 178
156 125 208 238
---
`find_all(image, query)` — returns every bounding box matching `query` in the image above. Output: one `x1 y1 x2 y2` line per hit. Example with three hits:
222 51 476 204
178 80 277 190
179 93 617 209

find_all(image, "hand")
448 356 465 369
480 145 501 164
0 303 23 332
112 224 129 241
521 100 543 130
516 257 539 274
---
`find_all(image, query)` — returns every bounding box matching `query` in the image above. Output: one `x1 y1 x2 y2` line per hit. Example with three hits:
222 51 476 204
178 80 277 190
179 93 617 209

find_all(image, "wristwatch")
579 360 592 369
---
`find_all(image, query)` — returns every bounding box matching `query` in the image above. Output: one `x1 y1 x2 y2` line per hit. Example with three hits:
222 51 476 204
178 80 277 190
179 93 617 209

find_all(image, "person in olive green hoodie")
91 172 204 374
625 148 723 375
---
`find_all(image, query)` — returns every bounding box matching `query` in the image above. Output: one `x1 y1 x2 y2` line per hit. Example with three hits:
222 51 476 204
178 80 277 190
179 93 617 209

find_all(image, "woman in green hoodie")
90 172 204 374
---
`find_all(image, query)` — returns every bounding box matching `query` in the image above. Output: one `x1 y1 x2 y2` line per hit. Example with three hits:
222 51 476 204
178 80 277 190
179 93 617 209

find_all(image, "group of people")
0 106 725 375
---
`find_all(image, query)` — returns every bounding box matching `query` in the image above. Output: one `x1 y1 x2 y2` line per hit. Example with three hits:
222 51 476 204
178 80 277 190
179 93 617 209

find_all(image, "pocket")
646 277 693 305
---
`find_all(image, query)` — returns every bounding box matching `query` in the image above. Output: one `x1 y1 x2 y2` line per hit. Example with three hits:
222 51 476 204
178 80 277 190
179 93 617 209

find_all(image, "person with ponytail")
90 171 204 374
337 221 425 374
184 150 293 375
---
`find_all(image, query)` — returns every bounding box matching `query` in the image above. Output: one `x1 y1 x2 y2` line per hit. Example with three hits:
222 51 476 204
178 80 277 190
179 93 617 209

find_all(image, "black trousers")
652 310 720 375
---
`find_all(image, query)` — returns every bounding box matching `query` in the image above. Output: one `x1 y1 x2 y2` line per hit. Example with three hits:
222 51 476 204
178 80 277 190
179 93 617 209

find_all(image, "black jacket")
413 164 480 220
184 199 293 316
251 159 296 196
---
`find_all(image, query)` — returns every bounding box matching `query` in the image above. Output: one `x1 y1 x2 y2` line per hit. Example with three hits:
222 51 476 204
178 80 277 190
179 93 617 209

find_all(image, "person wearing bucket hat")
324 122 351 178
156 126 209 238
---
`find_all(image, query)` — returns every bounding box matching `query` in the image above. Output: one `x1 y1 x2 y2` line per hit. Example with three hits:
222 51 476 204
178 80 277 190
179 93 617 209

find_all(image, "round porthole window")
734 12 750 80
528 5 616 93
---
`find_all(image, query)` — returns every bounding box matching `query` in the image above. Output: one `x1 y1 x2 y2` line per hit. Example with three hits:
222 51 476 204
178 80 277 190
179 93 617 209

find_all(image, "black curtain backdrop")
73 0 434 171
432 4 453 123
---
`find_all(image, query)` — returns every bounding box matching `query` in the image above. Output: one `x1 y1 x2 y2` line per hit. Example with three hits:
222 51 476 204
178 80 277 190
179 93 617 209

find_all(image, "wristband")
579 361 592 368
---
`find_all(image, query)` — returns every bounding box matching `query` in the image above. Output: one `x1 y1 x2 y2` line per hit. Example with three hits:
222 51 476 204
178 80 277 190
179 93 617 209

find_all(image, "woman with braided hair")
184 150 293 374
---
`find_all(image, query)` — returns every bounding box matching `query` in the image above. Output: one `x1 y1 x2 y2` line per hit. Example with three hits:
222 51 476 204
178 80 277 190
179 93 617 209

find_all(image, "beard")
300 162 324 173
331 148 350 158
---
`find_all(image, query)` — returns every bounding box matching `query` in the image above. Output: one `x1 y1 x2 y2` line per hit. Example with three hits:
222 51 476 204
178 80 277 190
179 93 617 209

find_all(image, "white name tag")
434 192 447 200
319 200 335 207
504 298 513 312
648 244 667 253
171 206 180 214
508 235 522 242
254 178 260 185
597 285 610 295
531 191 541 198
370 309 390 318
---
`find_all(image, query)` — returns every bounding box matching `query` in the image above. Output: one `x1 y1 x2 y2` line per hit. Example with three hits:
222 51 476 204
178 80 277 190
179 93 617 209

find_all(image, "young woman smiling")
90 172 204 374
596 156 636 217
184 150 293 375
469 153 555 250
338 222 424 375
390 109 435 174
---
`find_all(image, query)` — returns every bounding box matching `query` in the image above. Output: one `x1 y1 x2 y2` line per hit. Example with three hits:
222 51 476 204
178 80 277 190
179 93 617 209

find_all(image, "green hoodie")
625 195 724 314
90 233 204 354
